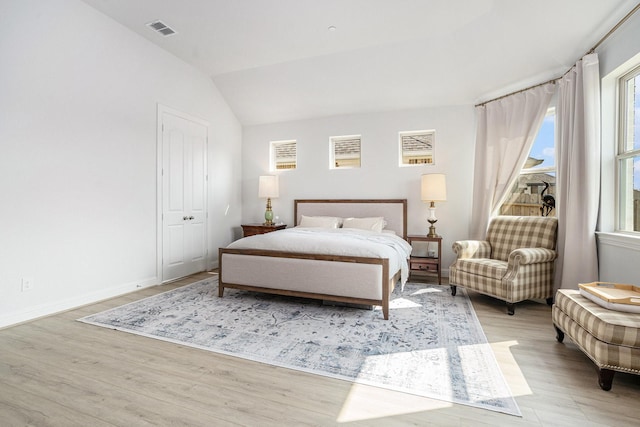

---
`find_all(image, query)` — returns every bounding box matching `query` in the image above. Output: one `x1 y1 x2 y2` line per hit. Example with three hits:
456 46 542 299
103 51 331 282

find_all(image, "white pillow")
342 217 385 233
298 215 341 228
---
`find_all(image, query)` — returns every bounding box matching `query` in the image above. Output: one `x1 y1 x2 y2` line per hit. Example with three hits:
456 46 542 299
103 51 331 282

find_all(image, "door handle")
188 216 194 220
183 216 188 221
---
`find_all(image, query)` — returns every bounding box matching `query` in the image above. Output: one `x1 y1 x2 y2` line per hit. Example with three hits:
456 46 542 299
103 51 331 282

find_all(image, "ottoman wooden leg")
506 302 515 315
598 368 615 391
554 325 565 343
450 285 457 296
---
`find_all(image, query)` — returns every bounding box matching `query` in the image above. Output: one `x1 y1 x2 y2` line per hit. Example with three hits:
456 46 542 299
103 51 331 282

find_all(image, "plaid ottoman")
552 289 640 390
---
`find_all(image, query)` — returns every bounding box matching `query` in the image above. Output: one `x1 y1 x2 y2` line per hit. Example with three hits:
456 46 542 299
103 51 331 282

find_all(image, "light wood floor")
1 272 639 426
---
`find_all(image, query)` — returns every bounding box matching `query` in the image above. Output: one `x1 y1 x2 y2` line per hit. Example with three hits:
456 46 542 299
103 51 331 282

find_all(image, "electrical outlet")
21 277 34 292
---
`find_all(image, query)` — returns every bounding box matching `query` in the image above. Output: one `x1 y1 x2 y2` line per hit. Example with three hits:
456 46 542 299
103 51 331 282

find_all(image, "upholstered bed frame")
218 199 407 319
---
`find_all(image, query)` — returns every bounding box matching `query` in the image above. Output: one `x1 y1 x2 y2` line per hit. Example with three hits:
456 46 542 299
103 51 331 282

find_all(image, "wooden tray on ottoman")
578 282 640 313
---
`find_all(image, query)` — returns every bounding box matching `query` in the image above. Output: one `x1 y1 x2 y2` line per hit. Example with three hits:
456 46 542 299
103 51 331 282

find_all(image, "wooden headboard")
294 199 407 239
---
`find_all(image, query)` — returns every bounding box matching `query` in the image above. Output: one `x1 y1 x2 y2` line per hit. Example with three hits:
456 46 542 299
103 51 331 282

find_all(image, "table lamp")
258 175 279 226
421 174 447 237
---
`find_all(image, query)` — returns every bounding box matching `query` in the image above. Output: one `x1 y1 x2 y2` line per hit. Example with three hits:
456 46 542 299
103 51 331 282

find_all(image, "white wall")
242 106 475 271
0 0 242 327
596 8 640 284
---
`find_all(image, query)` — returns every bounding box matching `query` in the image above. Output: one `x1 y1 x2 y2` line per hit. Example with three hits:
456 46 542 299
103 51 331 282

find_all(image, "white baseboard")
0 276 158 329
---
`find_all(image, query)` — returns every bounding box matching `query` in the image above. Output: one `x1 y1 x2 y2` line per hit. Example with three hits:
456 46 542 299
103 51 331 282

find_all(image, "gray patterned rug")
78 278 520 416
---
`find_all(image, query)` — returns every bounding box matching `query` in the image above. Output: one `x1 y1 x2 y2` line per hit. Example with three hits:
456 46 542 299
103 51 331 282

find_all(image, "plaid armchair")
449 216 558 315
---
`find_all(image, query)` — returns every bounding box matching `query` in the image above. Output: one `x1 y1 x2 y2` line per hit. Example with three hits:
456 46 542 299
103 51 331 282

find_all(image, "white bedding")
227 227 413 285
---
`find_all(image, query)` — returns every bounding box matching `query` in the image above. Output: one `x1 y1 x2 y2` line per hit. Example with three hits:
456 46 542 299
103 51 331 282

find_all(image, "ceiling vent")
146 20 176 37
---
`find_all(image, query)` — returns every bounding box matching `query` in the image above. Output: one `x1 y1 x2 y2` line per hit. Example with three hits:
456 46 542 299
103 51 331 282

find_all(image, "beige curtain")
554 53 601 290
470 83 556 239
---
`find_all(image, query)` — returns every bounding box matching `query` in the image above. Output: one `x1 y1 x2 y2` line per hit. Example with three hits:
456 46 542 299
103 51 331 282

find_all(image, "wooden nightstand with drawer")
241 223 286 237
407 235 442 285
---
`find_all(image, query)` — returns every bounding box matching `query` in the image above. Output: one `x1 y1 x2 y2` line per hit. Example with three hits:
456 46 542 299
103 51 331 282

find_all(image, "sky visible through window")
529 114 555 169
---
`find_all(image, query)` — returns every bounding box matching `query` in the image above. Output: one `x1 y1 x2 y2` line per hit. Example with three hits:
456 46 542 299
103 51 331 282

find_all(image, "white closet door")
162 112 207 282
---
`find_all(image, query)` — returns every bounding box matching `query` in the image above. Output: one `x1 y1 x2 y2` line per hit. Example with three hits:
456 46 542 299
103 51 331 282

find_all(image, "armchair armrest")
452 240 492 259
508 248 557 265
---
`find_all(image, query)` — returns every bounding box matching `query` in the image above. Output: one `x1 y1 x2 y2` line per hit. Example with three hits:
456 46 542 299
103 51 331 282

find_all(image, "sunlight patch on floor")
377 287 444 311
336 383 452 422
410 287 445 295
388 297 423 309
336 343 518 421
336 340 531 421
490 340 532 396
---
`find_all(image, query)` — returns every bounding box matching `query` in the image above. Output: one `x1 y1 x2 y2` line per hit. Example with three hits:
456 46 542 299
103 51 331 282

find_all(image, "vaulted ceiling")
81 0 638 125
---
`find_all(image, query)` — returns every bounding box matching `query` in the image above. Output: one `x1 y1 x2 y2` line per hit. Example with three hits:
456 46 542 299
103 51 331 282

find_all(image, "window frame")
270 139 297 172
329 134 361 169
615 64 640 233
398 130 435 167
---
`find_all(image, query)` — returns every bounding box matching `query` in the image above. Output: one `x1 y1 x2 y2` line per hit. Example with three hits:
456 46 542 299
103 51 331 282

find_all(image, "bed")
218 199 410 319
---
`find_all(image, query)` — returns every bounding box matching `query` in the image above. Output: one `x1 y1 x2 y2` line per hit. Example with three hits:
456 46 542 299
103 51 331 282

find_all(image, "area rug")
78 278 520 416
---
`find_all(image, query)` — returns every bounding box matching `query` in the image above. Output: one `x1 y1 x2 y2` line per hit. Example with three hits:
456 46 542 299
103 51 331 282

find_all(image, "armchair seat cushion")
455 258 508 280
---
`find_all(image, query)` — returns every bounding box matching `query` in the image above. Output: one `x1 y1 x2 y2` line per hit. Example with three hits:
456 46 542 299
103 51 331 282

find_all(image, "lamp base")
263 197 274 226
427 219 438 238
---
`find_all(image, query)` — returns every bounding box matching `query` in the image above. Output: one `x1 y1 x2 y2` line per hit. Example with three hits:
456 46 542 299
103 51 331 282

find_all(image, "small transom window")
270 140 297 171
399 130 434 166
330 135 361 169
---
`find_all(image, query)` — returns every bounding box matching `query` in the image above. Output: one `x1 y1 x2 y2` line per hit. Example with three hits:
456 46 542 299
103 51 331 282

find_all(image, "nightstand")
407 235 442 285
241 223 286 237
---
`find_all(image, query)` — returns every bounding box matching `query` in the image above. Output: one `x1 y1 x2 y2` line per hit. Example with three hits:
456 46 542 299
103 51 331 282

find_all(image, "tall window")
617 65 640 232
270 140 297 171
500 109 556 217
330 135 361 169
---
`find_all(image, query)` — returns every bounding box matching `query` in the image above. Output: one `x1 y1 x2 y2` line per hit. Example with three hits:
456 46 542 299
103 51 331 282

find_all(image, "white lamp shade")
258 175 279 198
421 174 447 202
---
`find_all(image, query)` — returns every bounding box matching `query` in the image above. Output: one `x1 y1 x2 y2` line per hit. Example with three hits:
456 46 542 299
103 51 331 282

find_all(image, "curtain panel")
554 53 601 290
470 84 556 239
